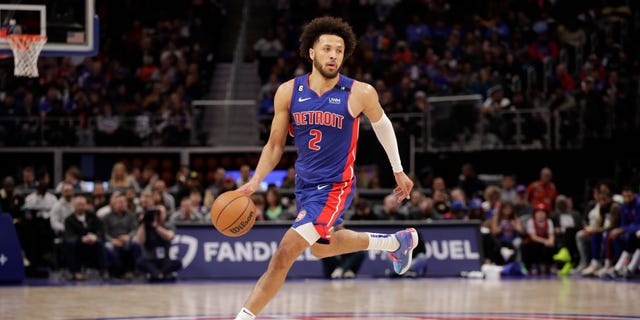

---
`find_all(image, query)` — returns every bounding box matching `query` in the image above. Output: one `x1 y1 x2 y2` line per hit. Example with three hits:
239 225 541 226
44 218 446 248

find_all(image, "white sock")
235 307 256 320
614 251 630 272
628 249 640 272
367 233 400 252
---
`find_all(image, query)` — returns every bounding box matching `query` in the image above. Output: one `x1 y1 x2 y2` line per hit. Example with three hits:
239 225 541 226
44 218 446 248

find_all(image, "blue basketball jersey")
290 74 358 186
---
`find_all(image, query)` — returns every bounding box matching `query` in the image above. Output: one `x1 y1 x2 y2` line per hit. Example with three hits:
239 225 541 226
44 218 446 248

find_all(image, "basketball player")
234 17 417 320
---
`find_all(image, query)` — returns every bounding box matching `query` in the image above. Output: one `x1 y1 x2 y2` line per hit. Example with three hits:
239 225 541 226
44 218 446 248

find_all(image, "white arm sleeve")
370 113 403 173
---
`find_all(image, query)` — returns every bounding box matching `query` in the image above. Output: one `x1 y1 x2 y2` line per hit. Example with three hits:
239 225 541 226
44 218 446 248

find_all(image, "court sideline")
1 278 639 319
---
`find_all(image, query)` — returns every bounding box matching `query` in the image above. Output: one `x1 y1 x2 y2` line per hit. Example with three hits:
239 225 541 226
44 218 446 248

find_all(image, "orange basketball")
210 190 256 237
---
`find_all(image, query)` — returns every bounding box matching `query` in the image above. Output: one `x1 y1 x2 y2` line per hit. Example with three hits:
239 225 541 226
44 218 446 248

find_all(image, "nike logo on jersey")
298 97 311 102
317 184 329 190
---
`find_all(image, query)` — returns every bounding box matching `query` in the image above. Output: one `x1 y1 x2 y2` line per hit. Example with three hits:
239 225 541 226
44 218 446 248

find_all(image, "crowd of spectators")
0 0 636 150
256 0 639 148
0 0 639 282
2 159 639 280
0 0 226 147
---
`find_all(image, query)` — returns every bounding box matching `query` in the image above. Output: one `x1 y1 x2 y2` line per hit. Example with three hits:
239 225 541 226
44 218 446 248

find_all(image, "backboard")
0 0 98 56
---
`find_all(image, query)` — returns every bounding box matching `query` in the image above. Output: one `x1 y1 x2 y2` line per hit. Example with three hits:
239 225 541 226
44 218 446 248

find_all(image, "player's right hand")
237 180 259 196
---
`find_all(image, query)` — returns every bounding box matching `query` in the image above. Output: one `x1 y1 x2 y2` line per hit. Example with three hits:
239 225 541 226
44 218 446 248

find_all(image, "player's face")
310 34 344 79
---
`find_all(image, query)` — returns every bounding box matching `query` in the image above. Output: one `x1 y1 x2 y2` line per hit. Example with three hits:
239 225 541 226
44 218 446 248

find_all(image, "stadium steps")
204 64 260 147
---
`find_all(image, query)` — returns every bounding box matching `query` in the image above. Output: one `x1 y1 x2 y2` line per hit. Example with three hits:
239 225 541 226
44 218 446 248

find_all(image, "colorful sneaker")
388 228 419 275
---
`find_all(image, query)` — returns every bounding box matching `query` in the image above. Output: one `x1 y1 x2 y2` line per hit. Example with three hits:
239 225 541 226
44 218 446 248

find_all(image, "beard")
313 58 340 79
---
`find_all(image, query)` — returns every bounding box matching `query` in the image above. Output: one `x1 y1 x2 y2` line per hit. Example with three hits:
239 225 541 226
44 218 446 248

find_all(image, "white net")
6 35 47 77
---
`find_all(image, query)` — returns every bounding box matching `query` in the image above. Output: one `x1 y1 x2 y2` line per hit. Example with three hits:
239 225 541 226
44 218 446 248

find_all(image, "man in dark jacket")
63 195 107 280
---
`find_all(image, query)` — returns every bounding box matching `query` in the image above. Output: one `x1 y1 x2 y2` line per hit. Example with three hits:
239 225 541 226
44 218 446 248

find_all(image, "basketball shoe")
388 228 419 275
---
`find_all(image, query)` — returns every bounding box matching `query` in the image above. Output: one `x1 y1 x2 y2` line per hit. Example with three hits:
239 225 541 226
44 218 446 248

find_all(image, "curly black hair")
299 16 357 62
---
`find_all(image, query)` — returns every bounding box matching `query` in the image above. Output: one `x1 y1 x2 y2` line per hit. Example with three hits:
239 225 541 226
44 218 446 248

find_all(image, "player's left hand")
392 171 413 203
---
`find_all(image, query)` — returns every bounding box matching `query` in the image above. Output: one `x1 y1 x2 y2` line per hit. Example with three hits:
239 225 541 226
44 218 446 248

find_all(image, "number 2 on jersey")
308 129 322 150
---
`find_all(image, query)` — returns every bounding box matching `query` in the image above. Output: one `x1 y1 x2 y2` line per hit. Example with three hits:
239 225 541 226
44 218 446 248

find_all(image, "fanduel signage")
171 222 481 278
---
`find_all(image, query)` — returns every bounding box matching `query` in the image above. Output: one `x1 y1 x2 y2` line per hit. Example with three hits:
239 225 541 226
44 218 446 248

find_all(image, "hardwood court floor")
1 278 639 319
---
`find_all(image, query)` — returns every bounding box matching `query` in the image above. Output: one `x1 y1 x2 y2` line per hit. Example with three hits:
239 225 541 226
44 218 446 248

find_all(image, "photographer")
135 205 182 281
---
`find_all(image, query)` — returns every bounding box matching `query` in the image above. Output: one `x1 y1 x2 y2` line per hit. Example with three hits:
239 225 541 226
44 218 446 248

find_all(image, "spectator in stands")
136 189 156 215
400 190 424 219
482 185 502 219
281 167 296 189
500 174 517 204
265 187 292 221
350 199 377 221
253 29 283 83
24 170 57 219
450 187 466 202
135 206 182 281
467 198 488 226
459 163 485 200
40 86 76 146
171 197 203 223
97 191 120 219
549 64 575 93
432 189 450 217
557 17 586 51
513 184 533 217
416 197 436 220
444 200 468 220
481 85 512 143
527 31 559 62
63 195 106 281
236 165 252 188
432 177 447 194
49 183 75 236
250 193 267 222
526 167 557 212
405 15 430 46
138 165 159 191
90 181 108 212
16 166 36 196
545 85 578 147
522 203 556 275
214 176 235 197
152 180 176 214
482 85 510 112
103 193 139 278
550 195 582 264
20 171 57 276
160 93 192 146
55 166 87 193
108 162 140 193
258 73 281 119
124 186 139 213
377 194 407 220
575 76 607 143
168 165 190 195
0 176 23 219
206 168 226 198
95 103 123 146
491 201 523 264
188 189 208 218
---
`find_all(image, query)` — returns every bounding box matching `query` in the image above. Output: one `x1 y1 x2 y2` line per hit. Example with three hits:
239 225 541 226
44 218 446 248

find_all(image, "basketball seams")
221 196 251 231
213 194 246 226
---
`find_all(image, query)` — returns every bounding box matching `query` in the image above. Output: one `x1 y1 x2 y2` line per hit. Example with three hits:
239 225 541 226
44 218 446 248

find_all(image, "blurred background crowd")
0 0 639 281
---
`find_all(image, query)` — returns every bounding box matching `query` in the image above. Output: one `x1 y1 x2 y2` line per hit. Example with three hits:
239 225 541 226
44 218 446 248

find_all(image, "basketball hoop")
5 34 47 77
